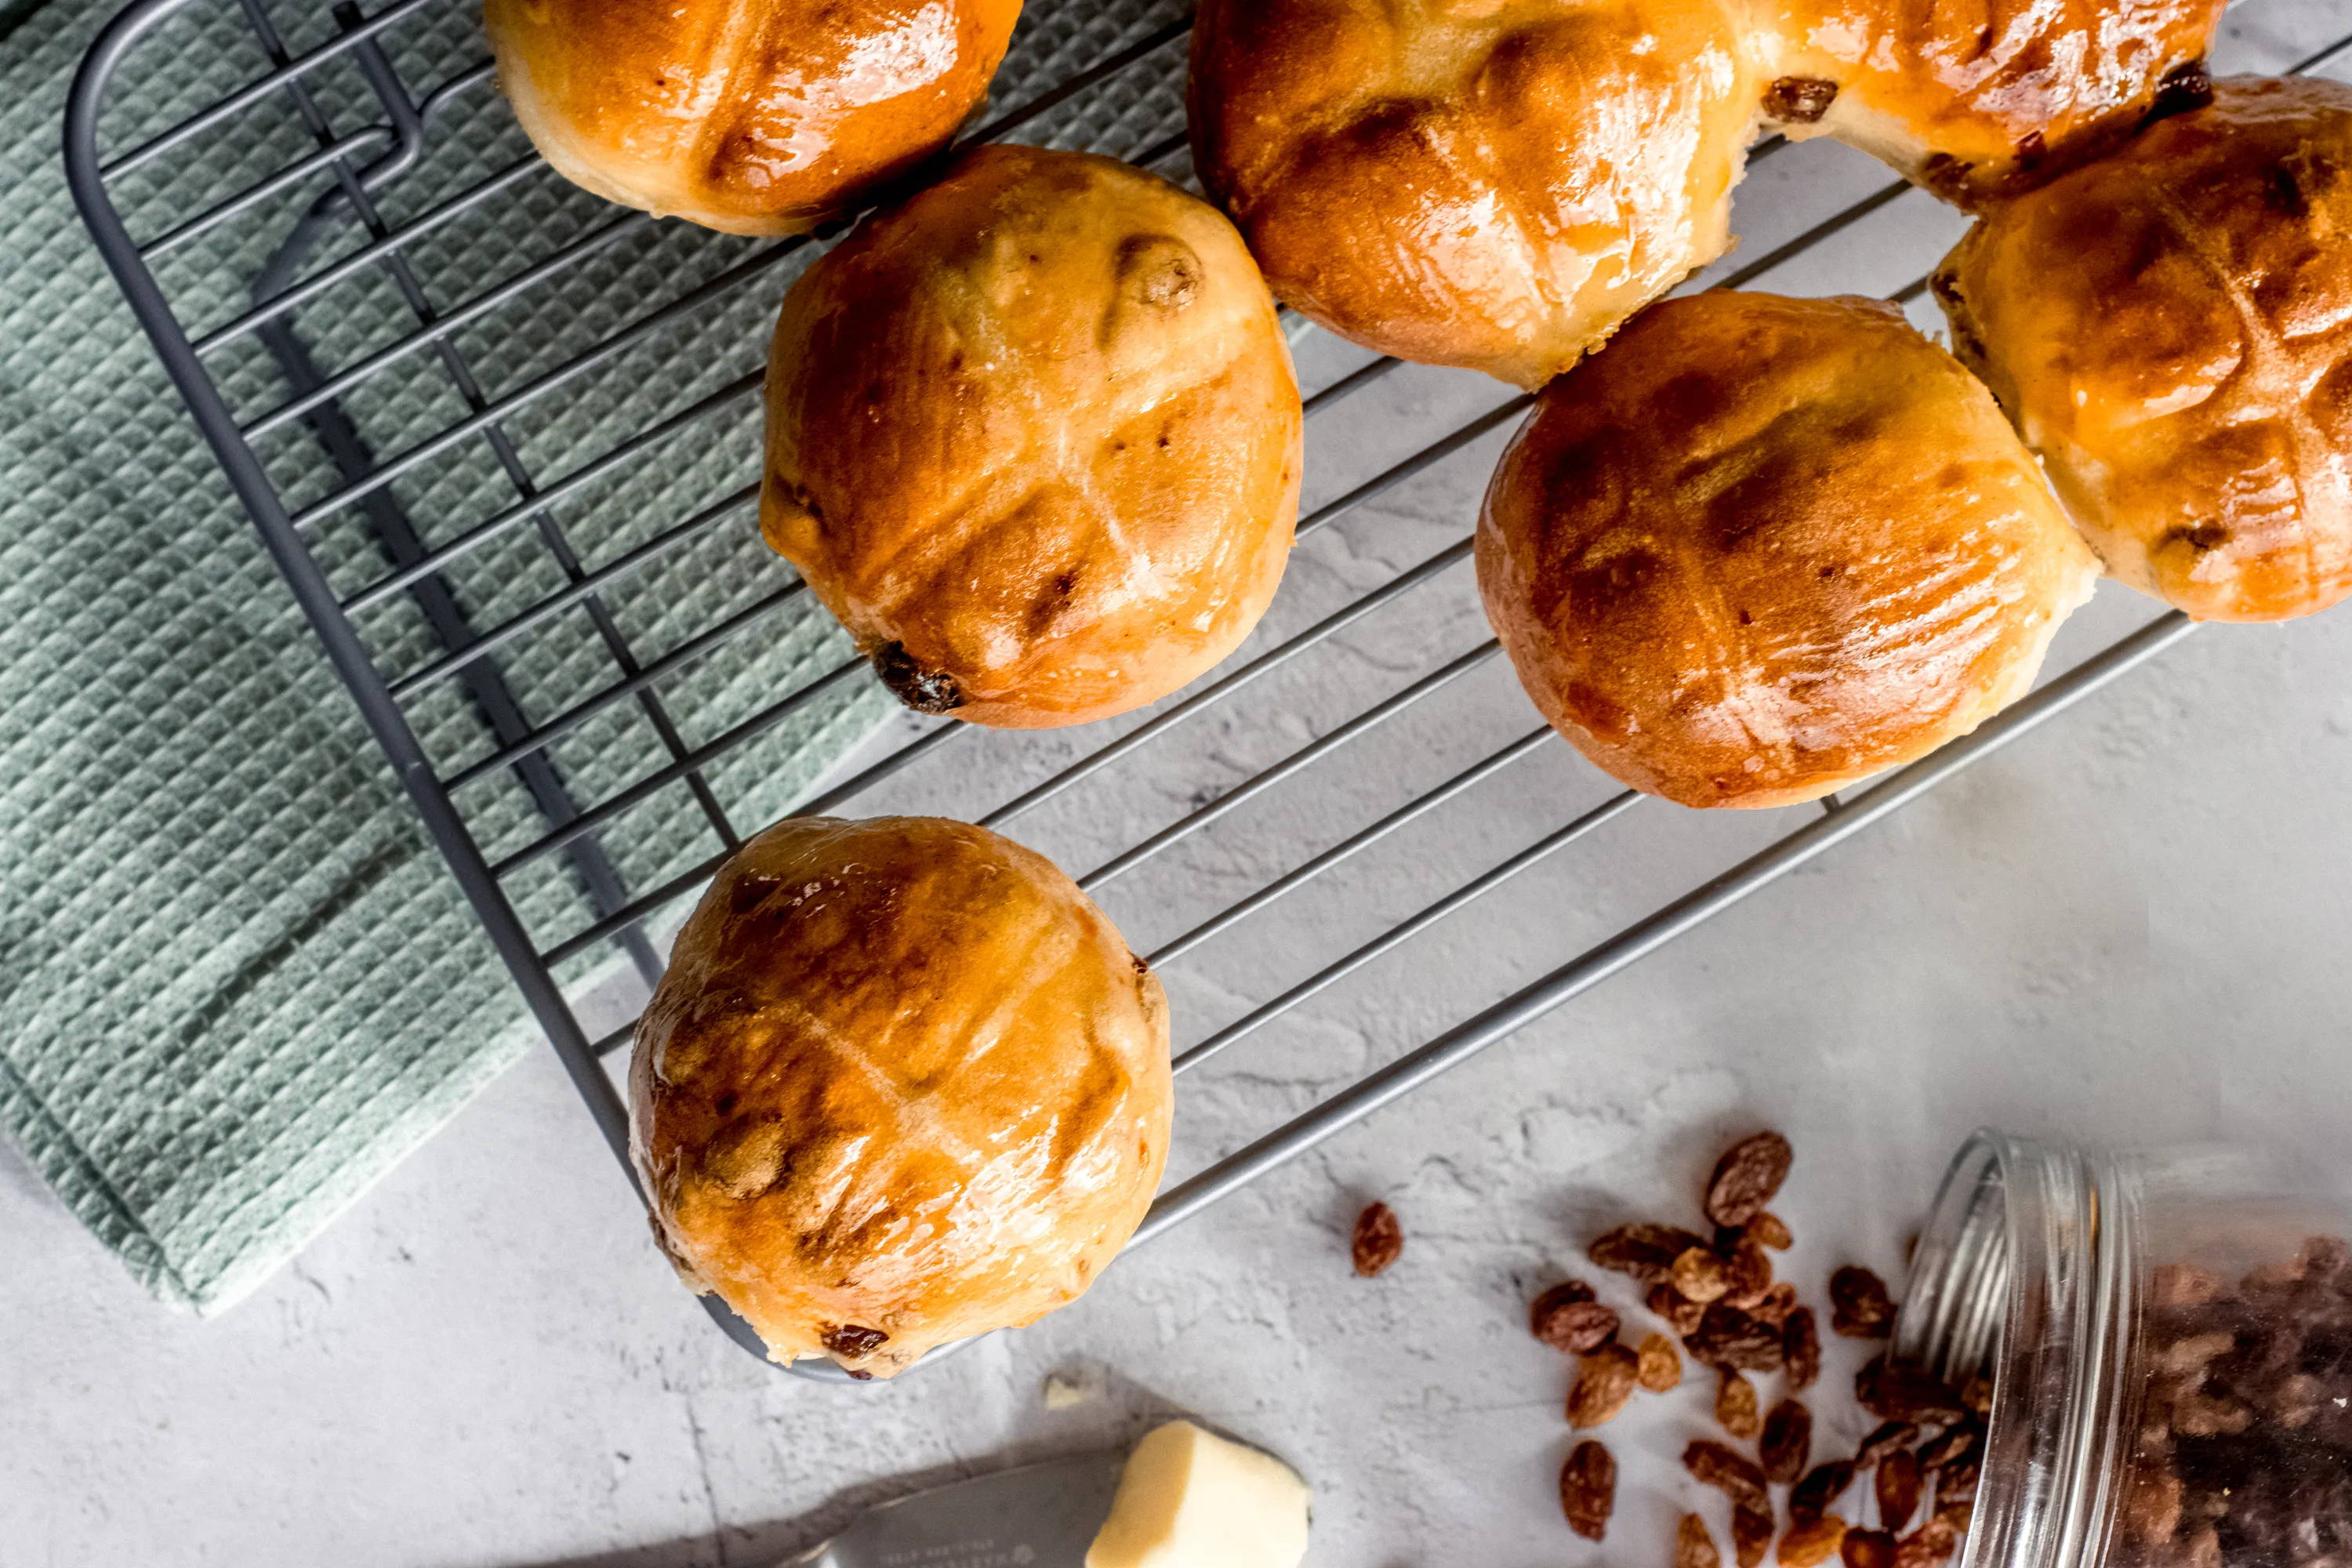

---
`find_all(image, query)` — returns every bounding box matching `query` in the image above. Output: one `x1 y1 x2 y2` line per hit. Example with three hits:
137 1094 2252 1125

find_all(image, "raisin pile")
2122 1236 2352 1568
1534 1131 1984 1568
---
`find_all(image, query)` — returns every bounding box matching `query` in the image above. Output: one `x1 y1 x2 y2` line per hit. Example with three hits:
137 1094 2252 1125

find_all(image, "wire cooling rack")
66 0 2352 1377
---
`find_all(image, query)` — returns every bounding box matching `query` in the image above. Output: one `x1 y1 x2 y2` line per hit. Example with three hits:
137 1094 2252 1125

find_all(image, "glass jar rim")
1897 1129 2137 1568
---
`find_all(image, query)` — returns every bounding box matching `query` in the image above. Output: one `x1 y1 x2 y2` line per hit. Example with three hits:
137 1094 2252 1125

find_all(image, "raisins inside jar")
1896 1131 2352 1568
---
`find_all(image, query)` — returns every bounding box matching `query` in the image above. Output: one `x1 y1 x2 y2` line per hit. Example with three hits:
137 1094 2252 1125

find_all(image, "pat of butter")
1085 1420 1310 1568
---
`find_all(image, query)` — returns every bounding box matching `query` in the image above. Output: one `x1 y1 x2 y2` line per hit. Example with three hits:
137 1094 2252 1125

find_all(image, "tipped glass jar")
1899 1130 2352 1568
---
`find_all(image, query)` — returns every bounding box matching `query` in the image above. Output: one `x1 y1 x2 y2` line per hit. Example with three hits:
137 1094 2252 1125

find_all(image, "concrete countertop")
8 2 2351 1561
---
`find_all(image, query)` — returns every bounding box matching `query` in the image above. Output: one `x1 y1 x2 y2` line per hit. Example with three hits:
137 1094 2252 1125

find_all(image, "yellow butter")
1085 1420 1310 1568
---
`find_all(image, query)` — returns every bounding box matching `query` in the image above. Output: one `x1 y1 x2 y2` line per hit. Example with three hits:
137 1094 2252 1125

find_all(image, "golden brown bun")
1936 77 2352 623
1476 292 2100 809
1189 0 1758 389
484 0 1020 236
1748 0 2226 206
761 145 1303 728
1187 0 2226 383
630 815 1171 1377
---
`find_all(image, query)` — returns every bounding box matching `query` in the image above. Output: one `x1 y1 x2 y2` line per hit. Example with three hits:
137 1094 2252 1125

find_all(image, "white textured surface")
9 3 2352 1561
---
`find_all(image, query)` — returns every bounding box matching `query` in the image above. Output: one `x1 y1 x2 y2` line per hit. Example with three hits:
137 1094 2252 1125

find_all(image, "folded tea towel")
0 0 883 1310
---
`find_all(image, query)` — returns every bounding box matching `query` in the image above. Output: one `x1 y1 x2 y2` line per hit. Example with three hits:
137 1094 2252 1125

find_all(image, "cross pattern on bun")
1936 76 2352 623
1189 0 1758 390
630 816 1171 1377
1189 0 2224 387
762 145 1302 728
485 0 1022 235
1476 292 2100 809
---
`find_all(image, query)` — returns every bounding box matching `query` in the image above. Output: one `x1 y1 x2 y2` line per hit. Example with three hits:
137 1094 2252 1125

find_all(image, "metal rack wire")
65 0 2352 1378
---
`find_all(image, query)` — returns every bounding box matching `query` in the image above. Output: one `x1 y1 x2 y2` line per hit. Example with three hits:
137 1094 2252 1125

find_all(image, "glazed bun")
1936 76 2352 623
761 145 1303 728
485 0 1021 235
1188 0 1759 390
1188 0 2225 384
1476 292 2100 809
1748 0 2225 206
630 815 1172 1377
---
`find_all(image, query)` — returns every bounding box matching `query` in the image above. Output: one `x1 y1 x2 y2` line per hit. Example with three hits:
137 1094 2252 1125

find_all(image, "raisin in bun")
1189 0 1759 389
1747 0 2226 206
1476 292 2100 809
485 0 1021 235
762 145 1303 728
630 815 1171 1377
1187 0 2225 386
1936 76 2352 623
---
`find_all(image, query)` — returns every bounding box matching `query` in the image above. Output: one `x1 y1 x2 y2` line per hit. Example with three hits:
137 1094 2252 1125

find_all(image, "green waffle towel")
0 0 886 1310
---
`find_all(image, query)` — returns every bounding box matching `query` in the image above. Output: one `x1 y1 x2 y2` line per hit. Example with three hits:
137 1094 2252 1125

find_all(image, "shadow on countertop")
489 1370 1293 1568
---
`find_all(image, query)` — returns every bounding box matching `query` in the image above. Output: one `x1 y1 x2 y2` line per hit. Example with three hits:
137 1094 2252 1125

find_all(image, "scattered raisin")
1893 1515 1959 1568
1855 1356 1965 1424
1831 1266 1897 1337
1791 1460 1858 1523
2122 1465 2183 1546
2151 1330 2234 1377
1752 1283 1799 1327
1569 1342 1642 1428
1921 154 1975 201
2148 1262 2227 1307
1749 1211 1794 1250
1762 1399 1813 1483
1916 1423 1978 1472
726 875 780 917
2297 1232 2349 1279
1593 1223 1711 1284
1878 1449 1923 1532
1684 1440 1771 1513
1843 1528 1899 1568
1784 1306 1823 1391
1733 1505 1775 1568
2147 58 2214 122
1936 1453 1980 1508
1673 1247 1732 1304
1118 234 1200 310
1650 1282 1708 1336
2230 1242 2318 1302
819 1323 889 1357
1562 1440 1617 1541
1679 1513 1723 1568
1782 1515 1849 1568
1763 76 1839 124
1351 1203 1403 1276
2172 1388 2254 1436
1856 1420 1918 1468
1637 1331 1683 1392
1689 1301 1786 1370
1717 1370 1762 1438
1531 1281 1620 1353
1720 1238 1775 1309
870 643 961 713
2275 1371 2326 1426
1705 1131 1795 1228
